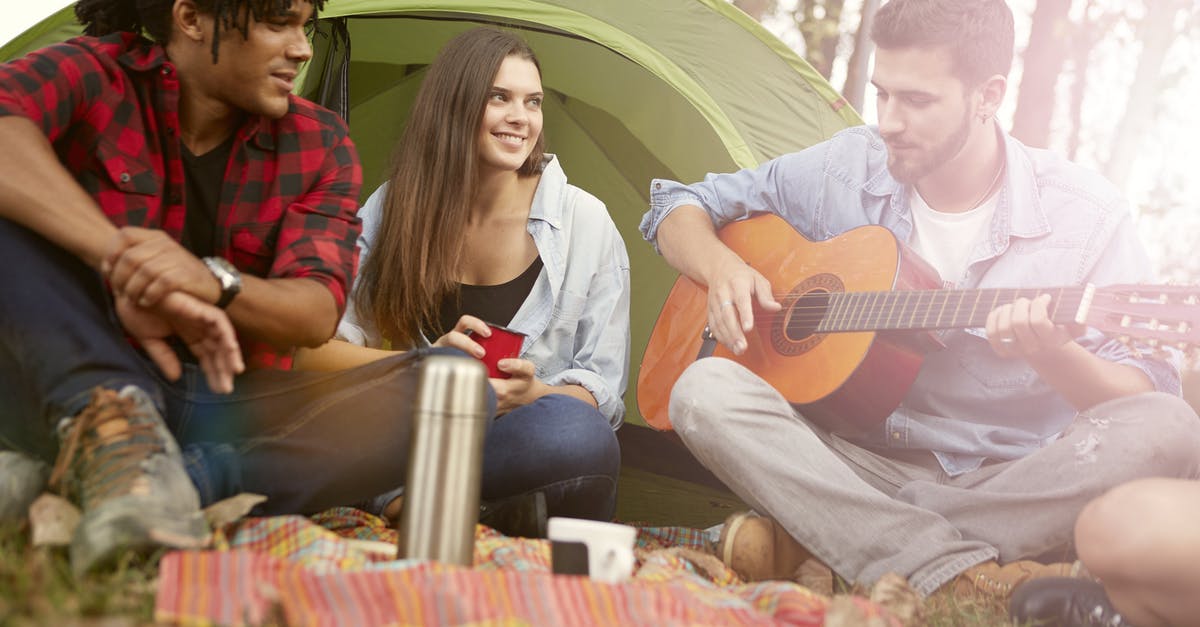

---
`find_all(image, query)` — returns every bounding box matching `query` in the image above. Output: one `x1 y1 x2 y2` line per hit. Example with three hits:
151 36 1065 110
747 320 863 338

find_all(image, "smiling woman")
476 60 545 175
294 27 630 535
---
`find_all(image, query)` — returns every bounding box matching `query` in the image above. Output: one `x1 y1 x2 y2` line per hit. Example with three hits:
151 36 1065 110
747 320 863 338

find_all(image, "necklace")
966 159 1006 212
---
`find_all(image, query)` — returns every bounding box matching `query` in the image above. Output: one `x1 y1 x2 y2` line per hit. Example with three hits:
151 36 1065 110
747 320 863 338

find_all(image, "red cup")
471 323 526 379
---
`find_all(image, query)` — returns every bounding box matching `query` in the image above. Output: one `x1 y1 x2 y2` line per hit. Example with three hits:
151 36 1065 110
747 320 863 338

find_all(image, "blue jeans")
0 218 493 516
481 394 620 521
159 348 489 515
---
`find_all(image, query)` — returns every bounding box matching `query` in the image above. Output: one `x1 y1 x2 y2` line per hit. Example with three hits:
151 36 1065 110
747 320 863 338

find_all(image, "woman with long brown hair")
297 27 629 533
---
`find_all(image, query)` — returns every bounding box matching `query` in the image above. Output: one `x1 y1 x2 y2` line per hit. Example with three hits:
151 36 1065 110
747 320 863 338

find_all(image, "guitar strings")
705 290 1178 326
714 289 1087 318
711 303 1185 334
741 288 1089 300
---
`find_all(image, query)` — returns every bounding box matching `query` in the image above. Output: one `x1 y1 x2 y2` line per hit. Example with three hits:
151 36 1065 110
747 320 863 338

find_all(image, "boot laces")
48 388 164 508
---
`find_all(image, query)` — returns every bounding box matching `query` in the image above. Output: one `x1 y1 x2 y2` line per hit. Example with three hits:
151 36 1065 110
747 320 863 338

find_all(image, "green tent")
1 0 861 427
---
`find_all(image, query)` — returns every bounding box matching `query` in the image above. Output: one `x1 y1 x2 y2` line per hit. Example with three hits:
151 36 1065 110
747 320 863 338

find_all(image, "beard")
884 105 972 184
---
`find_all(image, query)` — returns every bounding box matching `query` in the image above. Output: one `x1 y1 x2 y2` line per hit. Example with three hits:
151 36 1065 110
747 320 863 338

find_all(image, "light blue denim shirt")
340 154 631 428
641 125 1181 474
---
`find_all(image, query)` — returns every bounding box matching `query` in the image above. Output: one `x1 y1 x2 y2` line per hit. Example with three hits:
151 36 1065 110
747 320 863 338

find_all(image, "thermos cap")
414 356 489 416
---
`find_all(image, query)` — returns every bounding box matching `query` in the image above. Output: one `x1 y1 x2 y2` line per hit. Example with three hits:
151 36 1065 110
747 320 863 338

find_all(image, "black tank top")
436 256 544 337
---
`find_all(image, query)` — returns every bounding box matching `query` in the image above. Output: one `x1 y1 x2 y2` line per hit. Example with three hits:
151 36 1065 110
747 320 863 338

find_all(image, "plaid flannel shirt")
0 33 363 369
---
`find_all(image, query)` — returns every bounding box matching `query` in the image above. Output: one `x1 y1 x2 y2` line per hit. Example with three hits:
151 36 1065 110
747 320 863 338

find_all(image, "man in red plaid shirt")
0 0 487 574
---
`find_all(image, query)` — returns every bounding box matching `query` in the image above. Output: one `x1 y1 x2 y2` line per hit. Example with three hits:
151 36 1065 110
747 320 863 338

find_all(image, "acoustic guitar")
637 213 1198 432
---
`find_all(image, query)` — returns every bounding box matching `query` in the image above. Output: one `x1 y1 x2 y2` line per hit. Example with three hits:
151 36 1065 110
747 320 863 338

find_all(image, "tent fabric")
1 1 861 427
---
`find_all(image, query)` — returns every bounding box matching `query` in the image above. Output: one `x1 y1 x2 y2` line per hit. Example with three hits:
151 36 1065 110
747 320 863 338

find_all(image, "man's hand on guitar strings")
986 293 1077 360
707 260 782 354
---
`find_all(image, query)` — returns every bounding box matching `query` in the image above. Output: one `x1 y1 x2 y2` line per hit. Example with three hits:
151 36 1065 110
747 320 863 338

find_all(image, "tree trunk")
843 0 881 112
1066 0 1099 161
817 0 845 79
1105 1 1187 190
1011 0 1073 148
793 0 844 79
733 0 775 21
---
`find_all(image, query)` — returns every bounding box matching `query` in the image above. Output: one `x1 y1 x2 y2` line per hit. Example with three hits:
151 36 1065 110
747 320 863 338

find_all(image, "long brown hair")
355 27 545 347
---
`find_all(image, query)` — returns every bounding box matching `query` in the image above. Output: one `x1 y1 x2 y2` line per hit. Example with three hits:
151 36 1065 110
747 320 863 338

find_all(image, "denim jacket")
641 126 1181 474
339 155 631 427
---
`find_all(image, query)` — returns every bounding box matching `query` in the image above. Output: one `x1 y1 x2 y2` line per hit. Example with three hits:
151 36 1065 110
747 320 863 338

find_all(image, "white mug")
547 517 636 584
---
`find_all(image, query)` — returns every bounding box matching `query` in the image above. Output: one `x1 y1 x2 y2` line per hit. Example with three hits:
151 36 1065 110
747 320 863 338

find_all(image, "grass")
923 589 1013 626
0 522 158 626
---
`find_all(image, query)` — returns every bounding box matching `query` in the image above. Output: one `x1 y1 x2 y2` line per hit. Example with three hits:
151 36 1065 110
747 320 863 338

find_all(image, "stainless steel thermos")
397 355 490 566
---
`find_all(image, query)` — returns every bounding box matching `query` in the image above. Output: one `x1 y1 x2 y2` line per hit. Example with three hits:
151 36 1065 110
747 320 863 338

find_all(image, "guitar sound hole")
770 273 841 357
785 290 830 341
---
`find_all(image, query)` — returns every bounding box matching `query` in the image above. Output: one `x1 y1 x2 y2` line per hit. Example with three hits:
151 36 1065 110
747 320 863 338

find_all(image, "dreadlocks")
74 0 324 61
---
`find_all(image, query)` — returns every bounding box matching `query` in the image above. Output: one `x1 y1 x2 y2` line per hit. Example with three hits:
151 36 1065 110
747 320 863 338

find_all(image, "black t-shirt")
179 134 236 258
437 256 544 337
173 134 235 364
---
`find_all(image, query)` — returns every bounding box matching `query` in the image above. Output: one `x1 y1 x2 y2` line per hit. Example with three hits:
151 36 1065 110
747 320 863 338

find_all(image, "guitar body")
638 214 942 433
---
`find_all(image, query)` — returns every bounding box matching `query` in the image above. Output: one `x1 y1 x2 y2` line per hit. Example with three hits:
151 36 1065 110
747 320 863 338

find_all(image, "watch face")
204 256 242 309
205 257 241 289
210 257 237 276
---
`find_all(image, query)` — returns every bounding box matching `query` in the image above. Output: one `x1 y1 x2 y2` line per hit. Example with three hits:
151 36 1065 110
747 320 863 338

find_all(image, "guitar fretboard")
805 287 1087 333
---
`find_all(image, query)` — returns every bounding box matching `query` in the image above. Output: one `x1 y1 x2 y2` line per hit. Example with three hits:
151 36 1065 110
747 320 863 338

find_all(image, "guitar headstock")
1088 284 1200 355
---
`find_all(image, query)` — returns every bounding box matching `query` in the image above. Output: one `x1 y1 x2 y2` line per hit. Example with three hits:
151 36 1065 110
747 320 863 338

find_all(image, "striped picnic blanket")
154 508 900 626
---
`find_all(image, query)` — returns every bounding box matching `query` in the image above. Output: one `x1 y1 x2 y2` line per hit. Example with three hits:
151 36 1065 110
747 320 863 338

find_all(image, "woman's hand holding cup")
432 314 492 358
434 315 529 379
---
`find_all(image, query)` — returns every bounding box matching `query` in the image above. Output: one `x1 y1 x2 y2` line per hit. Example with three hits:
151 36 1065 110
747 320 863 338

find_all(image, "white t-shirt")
907 188 998 286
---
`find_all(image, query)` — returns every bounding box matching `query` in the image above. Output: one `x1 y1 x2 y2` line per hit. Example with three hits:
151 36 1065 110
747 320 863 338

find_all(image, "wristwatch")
202 256 242 309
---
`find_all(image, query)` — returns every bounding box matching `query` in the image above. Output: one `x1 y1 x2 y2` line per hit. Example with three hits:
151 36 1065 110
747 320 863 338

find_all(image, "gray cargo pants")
671 357 1200 595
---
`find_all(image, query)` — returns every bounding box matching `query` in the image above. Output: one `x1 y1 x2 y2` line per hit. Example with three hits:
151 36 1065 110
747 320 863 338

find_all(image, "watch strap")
214 283 237 309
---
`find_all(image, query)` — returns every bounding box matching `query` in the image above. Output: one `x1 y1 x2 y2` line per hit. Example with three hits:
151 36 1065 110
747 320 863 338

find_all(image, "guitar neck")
815 286 1090 333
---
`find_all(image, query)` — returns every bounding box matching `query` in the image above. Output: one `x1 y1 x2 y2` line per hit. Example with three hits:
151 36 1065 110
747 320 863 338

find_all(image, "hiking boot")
1010 577 1133 627
0 450 49 523
49 386 209 575
951 559 1080 600
716 511 813 581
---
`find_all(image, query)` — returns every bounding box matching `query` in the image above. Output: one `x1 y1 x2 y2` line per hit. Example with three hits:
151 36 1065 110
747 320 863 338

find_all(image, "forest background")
739 0 1200 286
5 0 1195 280
3 0 1198 352
3 1 1196 279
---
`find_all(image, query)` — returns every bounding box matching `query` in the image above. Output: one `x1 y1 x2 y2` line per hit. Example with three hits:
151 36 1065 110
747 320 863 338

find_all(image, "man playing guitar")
639 0 1200 600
